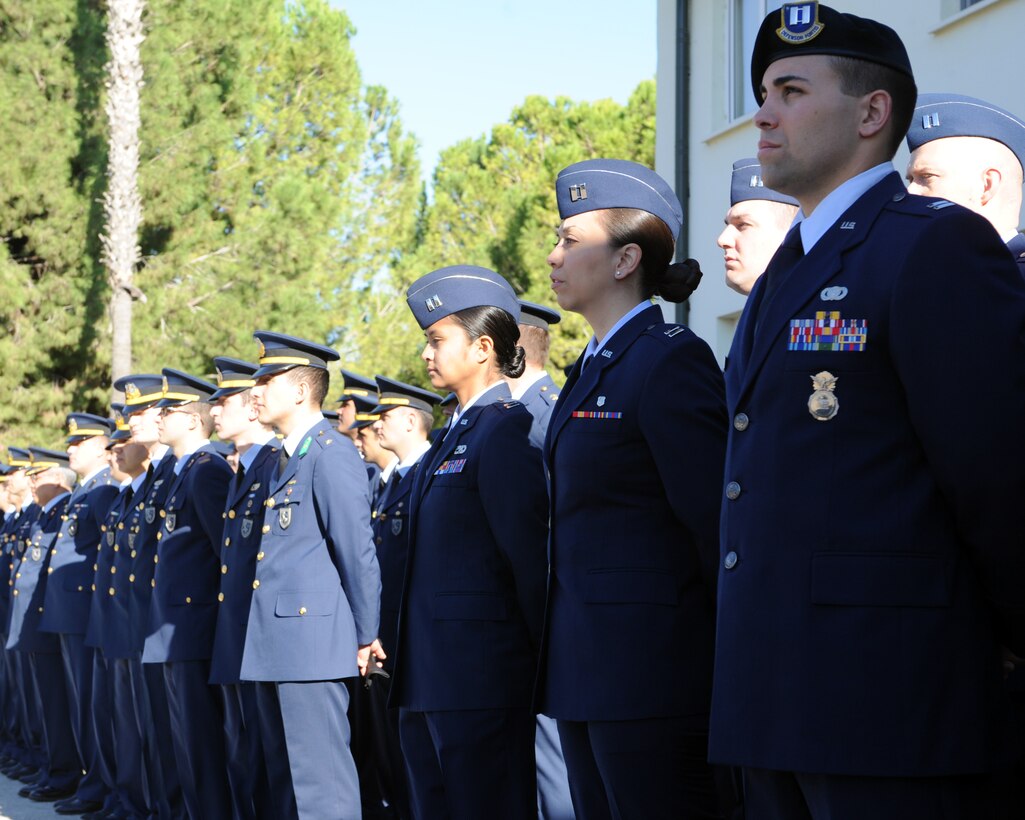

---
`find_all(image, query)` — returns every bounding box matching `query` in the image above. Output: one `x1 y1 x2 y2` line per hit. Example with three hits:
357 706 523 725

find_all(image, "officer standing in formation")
905 92 1025 276
4 5 1025 819
710 4 1025 819
718 159 799 295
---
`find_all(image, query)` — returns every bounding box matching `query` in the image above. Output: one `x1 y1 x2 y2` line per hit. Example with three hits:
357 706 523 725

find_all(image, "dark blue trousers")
28 650 79 787
221 682 272 820
256 679 360 820
112 656 149 819
132 658 183 819
162 660 231 820
12 651 45 769
399 707 536 820
557 717 720 820
742 767 1010 820
89 652 121 808
58 633 106 802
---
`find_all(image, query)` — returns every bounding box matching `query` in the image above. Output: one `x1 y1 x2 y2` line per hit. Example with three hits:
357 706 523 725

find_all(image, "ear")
613 243 643 280
980 166 1002 207
858 89 892 141
474 334 495 363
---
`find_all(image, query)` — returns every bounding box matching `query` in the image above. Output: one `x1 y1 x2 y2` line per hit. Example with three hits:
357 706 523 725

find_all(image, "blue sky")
332 0 658 181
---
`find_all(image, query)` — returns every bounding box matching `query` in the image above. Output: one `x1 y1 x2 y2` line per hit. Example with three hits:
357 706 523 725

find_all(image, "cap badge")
568 183 588 202
808 371 839 422
923 113 941 129
161 376 169 394
425 295 443 312
68 418 79 434
777 2 825 44
124 383 141 402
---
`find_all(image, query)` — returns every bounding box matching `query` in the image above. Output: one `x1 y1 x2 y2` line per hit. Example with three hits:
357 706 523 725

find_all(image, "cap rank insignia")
777 2 824 44
425 295 443 312
568 183 588 202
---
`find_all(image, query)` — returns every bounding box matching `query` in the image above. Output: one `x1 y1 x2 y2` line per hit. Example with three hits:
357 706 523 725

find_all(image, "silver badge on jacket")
279 507 292 530
808 371 839 421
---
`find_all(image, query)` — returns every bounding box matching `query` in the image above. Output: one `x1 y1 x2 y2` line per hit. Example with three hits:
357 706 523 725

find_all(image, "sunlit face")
547 210 620 314
112 440 148 475
67 435 109 478
210 391 255 442
905 137 989 211
5 468 28 497
251 371 297 428
156 405 199 447
421 315 484 393
373 408 409 452
357 425 386 465
29 468 62 504
755 55 864 204
127 405 161 446
717 199 797 295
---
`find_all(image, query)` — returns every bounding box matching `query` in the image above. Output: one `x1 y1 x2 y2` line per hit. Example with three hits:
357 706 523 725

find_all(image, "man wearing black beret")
710 3 1025 817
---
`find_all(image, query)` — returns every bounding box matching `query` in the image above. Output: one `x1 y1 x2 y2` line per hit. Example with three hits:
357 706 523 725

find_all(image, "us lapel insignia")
596 396 606 407
145 507 156 524
454 445 467 455
240 518 253 539
808 371 839 421
279 506 292 529
601 349 613 358
165 513 176 532
391 518 403 536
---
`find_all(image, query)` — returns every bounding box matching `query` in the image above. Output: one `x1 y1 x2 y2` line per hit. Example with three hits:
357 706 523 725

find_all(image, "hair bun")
657 258 703 303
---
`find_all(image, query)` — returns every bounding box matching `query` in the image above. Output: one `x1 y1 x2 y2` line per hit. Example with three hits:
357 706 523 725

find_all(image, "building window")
960 0 984 7
727 0 783 120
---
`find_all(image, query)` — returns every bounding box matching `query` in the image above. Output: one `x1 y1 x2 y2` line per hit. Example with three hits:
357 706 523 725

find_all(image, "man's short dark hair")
517 324 551 369
282 366 330 408
831 56 918 158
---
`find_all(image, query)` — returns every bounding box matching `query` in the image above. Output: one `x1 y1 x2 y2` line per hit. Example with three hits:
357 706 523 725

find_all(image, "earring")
614 270 623 279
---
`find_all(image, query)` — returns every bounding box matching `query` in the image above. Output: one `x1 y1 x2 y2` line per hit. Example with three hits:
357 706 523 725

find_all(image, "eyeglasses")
159 406 193 418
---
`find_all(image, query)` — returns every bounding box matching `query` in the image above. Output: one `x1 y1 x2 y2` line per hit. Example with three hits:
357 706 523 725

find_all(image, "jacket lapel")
736 174 902 405
547 304 662 453
272 421 328 494
228 440 278 508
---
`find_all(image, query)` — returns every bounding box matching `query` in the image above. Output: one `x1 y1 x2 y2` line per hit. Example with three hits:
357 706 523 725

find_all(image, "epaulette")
496 400 524 412
887 191 964 218
314 429 337 448
643 323 691 345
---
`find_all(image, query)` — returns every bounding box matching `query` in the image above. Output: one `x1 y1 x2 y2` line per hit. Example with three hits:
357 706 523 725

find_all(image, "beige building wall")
656 0 1025 363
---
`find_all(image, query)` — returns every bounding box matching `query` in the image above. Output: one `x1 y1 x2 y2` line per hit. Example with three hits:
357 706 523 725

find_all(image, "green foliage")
352 80 657 386
0 0 652 444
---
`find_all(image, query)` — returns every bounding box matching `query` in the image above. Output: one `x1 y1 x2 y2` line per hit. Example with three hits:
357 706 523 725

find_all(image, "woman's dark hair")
451 305 526 379
600 208 702 303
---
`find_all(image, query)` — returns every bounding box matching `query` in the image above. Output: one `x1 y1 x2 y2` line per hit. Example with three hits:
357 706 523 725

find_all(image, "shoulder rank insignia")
664 326 685 338
927 200 956 210
789 311 866 351
808 371 839 421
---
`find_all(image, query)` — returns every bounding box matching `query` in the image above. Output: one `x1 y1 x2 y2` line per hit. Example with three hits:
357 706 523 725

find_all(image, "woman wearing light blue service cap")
390 265 549 819
539 158 729 819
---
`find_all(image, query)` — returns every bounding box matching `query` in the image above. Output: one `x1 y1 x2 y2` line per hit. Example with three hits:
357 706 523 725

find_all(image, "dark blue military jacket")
7 494 70 653
392 383 549 712
517 372 560 449
144 444 232 663
370 460 420 671
85 484 134 650
105 453 177 659
1008 232 1025 278
0 507 25 635
209 440 279 685
240 419 380 682
538 304 726 721
709 173 1025 777
40 469 118 635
